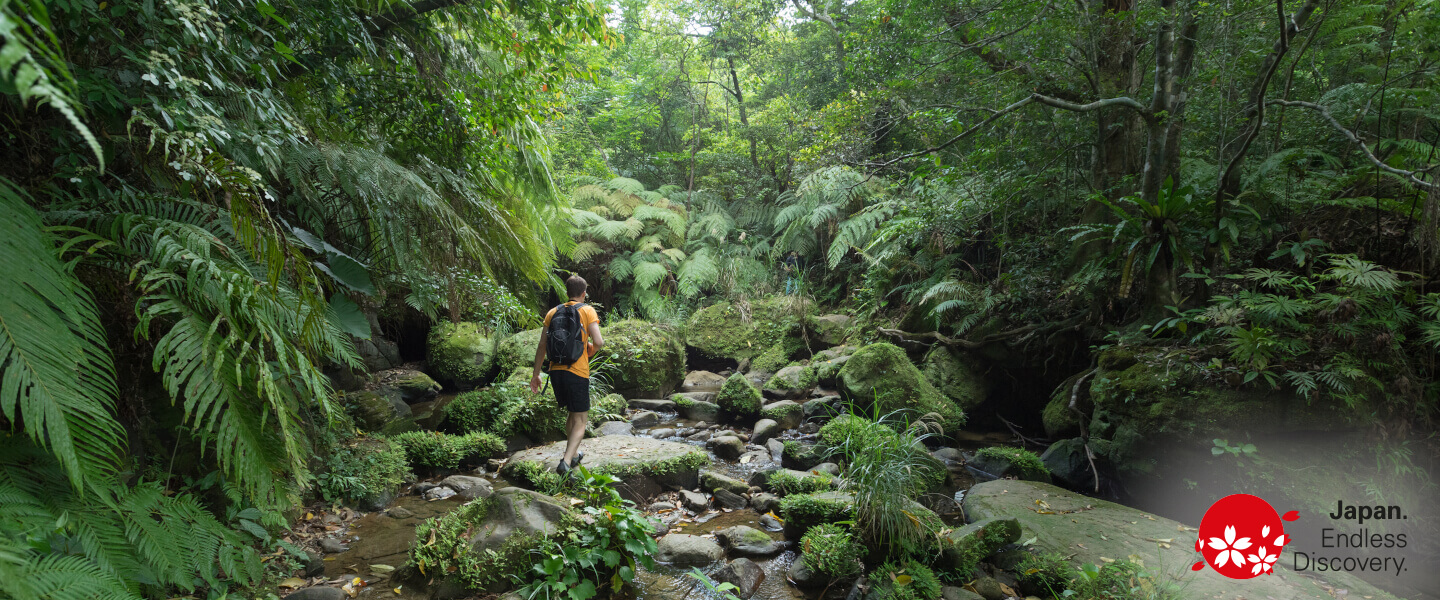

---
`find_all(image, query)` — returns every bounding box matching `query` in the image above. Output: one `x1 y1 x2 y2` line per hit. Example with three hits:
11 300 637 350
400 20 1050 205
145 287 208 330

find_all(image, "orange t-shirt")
542 302 600 379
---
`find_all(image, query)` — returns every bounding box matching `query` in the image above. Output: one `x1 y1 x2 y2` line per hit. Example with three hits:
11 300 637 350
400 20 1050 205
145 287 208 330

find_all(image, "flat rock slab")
505 435 704 501
629 398 676 412
963 480 1401 600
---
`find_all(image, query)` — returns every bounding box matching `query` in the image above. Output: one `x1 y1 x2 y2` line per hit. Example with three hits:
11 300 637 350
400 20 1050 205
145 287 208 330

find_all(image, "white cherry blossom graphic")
1248 545 1278 575
1207 525 1253 568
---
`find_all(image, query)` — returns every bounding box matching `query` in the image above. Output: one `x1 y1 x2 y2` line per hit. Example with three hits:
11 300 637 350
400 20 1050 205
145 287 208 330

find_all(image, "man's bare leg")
562 411 587 465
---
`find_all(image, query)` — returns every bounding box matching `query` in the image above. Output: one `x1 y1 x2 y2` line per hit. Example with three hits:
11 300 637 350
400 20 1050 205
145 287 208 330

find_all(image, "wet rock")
738 450 769 465
970 577 1006 600
812 314 851 346
713 488 748 510
458 483 493 500
344 389 411 433
681 490 710 512
413 482 438 495
942 586 984 600
655 534 723 566
812 462 841 477
700 470 750 495
424 486 457 501
682 370 727 389
751 419 782 446
356 489 398 513
804 396 844 420
760 400 804 429
302 551 325 577
716 525 786 557
597 421 634 436
318 537 348 554
504 435 705 501
465 488 571 556
693 421 708 429
839 343 962 433
714 558 765 598
759 513 783 531
932 447 964 464
749 492 780 514
386 507 415 519
427 322 496 390
766 438 785 461
629 398 676 412
709 435 745 460
441 475 488 492
284 587 347 600
746 467 778 488
486 458 505 472
1039 438 1096 489
686 430 711 442
630 410 661 428
647 501 674 512
781 442 825 471
940 517 1021 571
650 428 676 439
798 422 820 434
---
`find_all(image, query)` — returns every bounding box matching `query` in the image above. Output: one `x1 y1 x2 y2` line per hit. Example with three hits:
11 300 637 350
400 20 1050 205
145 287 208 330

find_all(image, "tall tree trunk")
1075 0 1140 265
727 57 759 170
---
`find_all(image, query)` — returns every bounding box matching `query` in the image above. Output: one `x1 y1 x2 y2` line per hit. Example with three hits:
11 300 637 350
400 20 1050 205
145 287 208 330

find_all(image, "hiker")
782 251 801 295
530 274 604 476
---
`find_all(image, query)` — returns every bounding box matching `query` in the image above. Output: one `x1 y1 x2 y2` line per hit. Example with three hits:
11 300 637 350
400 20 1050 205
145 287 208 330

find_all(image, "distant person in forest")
531 274 604 476
782 251 801 295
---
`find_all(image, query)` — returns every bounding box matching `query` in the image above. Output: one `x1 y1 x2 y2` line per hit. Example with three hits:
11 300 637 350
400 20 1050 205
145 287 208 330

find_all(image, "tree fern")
0 179 123 489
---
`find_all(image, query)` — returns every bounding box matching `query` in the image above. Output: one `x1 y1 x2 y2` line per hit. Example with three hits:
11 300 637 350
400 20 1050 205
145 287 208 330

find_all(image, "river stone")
781 442 825 471
932 447 964 464
686 430 711 442
749 492 779 514
373 368 442 404
968 448 1052 483
963 480 1400 600
746 467 778 488
713 488 748 510
804 395 844 420
503 435 705 501
655 534 723 566
597 421 634 436
595 320 686 398
714 557 765 598
681 490 710 511
811 462 841 476
424 486 457 501
387 506 415 519
441 475 488 492
1039 438 1094 489
675 397 720 421
941 586 984 600
759 513 783 531
284 587 347 600
675 390 718 403
811 314 850 346
466 487 571 555
969 577 1006 600
458 482 494 500
700 470 750 495
650 428 676 439
716 525 786 557
345 389 411 432
683 370 727 390
319 537 347 554
630 410 661 428
738 450 769 465
765 438 784 461
759 400 803 429
939 517 1020 571
751 419 782 446
812 355 851 389
629 398 676 412
763 366 813 400
708 435 745 460
839 343 963 433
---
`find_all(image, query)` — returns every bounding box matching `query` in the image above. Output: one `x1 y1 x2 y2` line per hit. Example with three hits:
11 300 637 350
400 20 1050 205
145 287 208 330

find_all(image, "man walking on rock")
531 274 604 476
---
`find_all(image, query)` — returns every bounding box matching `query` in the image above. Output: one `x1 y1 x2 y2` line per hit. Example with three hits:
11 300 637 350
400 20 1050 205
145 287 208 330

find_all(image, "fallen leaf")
740 454 753 463
1100 557 1115 563
279 578 308 588
371 564 395 574
393 587 403 595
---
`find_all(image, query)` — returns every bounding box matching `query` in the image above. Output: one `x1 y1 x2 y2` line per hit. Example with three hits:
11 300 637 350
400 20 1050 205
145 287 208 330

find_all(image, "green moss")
817 415 946 493
1016 552 1071 595
590 393 628 423
390 431 504 471
765 363 817 391
782 440 826 467
597 449 708 479
919 347 989 412
870 560 941 600
595 319 686 396
767 470 835 495
750 340 794 373
494 328 544 373
408 499 552 591
504 460 565 495
976 446 1050 481
838 343 965 433
670 393 694 407
443 380 568 441
761 401 803 422
686 297 805 362
1042 387 1083 437
315 436 413 504
427 321 496 388
345 389 403 432
779 492 852 537
945 517 1022 575
716 373 763 418
800 523 862 579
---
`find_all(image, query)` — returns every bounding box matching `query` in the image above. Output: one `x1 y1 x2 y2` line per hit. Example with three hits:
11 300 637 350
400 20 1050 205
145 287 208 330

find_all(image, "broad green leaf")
329 294 371 340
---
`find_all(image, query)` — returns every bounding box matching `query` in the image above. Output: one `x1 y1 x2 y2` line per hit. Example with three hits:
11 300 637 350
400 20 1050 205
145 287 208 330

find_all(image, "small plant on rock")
801 523 863 579
390 431 504 471
1016 551 1071 596
516 466 658 599
768 469 835 495
869 559 941 600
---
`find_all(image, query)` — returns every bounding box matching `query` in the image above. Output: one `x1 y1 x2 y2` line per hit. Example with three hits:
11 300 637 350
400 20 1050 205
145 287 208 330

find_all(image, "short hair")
565 274 587 298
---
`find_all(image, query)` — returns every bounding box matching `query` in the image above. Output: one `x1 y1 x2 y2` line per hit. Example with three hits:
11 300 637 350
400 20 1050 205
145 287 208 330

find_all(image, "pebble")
318 537 348 554
424 486 457 501
386 507 415 519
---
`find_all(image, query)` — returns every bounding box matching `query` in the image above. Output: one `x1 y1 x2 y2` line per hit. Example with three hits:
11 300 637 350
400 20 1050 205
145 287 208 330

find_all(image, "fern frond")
632 260 669 290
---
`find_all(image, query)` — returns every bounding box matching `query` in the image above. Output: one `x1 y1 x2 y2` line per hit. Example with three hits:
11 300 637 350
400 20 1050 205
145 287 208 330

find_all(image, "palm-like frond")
0 180 122 489
632 260 670 290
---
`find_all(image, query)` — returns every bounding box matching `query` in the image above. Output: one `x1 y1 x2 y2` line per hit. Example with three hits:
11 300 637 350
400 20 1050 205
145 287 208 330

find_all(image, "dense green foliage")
868 560 942 600
316 436 413 503
518 467 659 599
391 431 504 471
800 523 863 579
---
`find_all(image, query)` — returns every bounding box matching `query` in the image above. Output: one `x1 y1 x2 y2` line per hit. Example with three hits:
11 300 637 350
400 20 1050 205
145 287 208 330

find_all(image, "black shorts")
549 369 590 413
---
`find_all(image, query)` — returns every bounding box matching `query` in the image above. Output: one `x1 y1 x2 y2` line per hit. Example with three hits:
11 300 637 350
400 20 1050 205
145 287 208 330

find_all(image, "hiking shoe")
555 459 571 476
570 452 585 469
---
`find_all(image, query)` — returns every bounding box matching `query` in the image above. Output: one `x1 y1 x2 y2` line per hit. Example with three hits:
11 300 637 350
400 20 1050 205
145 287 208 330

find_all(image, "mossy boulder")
595 319 686 398
970 446 1051 483
319 436 414 511
686 297 805 362
672 394 720 422
494 327 544 373
441 380 569 442
344 388 412 432
1041 385 1086 438
763 365 816 400
427 322 498 390
502 435 706 502
760 400 803 429
403 488 576 595
716 373 764 421
940 517 1021 574
811 345 856 388
779 491 853 539
919 347 989 413
809 314 851 347
837 343 964 433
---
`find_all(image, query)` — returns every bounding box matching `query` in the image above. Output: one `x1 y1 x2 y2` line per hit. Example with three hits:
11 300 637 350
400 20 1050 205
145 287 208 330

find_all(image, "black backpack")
546 303 588 366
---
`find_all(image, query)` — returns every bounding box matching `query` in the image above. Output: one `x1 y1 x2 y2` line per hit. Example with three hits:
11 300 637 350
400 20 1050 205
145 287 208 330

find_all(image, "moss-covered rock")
1041 385 1085 438
405 488 576 594
763 365 816 400
595 319 686 398
837 343 964 433
811 345 856 388
971 446 1051 482
686 297 806 362
939 517 1021 574
345 389 411 432
919 347 989 413
427 321 498 390
760 400 803 429
672 393 720 421
716 373 763 421
779 491 853 539
494 327 544 374
441 380 569 442
765 469 835 495
390 430 505 471
502 436 707 501
316 436 414 510
809 314 851 347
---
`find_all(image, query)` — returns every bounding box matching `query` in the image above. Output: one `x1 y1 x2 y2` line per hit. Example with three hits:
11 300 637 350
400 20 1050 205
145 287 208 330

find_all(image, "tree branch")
1269 100 1436 190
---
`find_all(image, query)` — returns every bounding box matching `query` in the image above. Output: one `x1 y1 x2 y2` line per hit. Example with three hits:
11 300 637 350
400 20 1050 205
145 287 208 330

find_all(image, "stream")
312 377 1017 600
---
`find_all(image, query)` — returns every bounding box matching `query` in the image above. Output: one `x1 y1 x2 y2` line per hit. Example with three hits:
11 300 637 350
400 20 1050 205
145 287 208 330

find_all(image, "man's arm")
530 324 549 393
585 321 604 355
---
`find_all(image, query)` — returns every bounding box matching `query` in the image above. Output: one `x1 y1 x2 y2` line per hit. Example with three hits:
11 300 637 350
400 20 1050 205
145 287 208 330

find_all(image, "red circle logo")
1193 494 1296 578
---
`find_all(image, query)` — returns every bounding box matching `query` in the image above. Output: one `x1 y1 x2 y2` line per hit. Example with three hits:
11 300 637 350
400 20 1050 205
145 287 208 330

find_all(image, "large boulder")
685 297 805 363
673 395 720 422
751 419 782 446
811 346 856 389
356 336 401 372
344 389 412 433
716 373 763 421
502 435 705 502
714 558 765 598
655 534 723 566
1039 438 1096 489
762 365 815 400
402 487 572 595
837 343 964 433
427 322 498 390
716 525 786 557
374 367 442 404
809 314 851 346
760 400 803 429
682 370 727 390
920 347 990 413
493 327 544 374
595 320 686 398
962 480 1401 600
